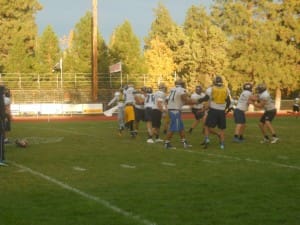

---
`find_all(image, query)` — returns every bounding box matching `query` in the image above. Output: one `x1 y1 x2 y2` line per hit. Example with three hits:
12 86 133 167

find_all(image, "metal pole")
92 0 98 102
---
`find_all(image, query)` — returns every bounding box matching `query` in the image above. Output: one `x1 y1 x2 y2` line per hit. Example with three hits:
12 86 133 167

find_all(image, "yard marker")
161 162 176 167
9 161 157 225
120 164 136 169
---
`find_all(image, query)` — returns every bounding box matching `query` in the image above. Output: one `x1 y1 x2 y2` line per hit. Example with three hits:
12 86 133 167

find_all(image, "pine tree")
0 0 42 72
36 25 61 73
109 20 144 85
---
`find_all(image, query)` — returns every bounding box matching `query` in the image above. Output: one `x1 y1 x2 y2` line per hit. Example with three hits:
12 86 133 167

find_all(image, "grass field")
1 115 299 225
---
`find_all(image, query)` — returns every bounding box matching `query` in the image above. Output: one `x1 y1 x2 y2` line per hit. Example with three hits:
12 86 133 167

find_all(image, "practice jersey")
206 86 230 110
191 92 206 109
153 90 166 110
167 85 186 110
144 93 155 108
236 90 252 111
258 90 275 111
294 98 299 106
134 92 145 109
124 86 135 104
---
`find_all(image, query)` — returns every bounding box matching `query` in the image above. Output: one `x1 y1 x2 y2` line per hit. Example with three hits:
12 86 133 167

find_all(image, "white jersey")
236 90 252 111
153 90 166 110
258 90 275 111
124 87 135 104
4 96 11 106
134 92 145 109
144 93 155 108
205 86 231 110
167 85 186 110
191 92 205 109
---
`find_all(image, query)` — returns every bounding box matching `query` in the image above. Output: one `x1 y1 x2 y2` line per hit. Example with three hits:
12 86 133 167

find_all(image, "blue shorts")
168 110 184 132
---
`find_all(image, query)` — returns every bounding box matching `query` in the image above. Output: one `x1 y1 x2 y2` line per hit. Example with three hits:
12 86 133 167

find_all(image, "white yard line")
161 162 176 167
9 161 157 225
120 164 136 169
176 149 300 171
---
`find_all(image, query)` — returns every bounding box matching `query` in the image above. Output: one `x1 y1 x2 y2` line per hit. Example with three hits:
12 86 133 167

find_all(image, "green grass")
1 116 299 225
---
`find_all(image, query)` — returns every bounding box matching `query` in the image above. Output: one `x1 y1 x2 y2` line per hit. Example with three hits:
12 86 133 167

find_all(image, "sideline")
9 161 157 225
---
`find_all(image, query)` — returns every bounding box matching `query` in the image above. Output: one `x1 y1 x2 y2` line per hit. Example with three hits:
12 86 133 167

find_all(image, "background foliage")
0 0 299 102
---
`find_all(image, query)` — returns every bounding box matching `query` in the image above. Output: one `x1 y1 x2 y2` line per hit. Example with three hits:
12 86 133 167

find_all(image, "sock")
234 134 238 138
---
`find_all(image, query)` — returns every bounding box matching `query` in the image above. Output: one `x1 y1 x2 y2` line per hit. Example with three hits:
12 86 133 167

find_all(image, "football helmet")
256 83 267 94
175 79 186 88
243 83 253 91
158 83 167 92
146 87 153 94
214 76 223 87
195 85 202 94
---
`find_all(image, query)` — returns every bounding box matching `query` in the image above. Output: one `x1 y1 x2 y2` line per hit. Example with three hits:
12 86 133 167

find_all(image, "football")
15 139 28 148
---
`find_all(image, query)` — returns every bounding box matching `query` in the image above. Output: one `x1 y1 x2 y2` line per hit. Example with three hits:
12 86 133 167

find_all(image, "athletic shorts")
135 107 145 122
293 105 299 112
205 108 226 129
191 108 205 120
152 109 162 128
260 109 277 123
124 104 135 123
168 110 184 132
233 108 246 124
144 107 153 122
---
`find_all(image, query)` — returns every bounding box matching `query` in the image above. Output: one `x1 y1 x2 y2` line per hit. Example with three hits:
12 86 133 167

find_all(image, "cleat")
0 161 8 167
260 138 270 144
220 144 225 150
147 138 154 143
155 138 164 143
233 137 241 143
270 137 279 144
183 141 192 149
164 142 176 150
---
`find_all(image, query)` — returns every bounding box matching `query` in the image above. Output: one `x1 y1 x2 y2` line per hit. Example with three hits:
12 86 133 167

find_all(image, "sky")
36 0 213 44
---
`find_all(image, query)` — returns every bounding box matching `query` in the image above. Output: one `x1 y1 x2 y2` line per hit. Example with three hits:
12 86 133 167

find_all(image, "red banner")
109 62 122 73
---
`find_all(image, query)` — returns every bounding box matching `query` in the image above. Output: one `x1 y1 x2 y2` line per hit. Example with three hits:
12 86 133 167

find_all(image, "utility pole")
92 0 98 102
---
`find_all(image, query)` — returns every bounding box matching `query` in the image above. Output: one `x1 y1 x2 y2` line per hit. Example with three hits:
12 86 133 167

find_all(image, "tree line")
0 0 299 100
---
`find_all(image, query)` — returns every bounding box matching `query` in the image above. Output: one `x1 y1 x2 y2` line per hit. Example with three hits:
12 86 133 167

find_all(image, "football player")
252 83 279 144
164 79 195 149
188 85 207 134
197 76 232 150
233 83 253 142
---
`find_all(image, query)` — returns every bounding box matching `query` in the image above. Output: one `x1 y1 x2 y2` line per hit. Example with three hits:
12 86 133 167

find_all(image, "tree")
64 12 93 73
0 0 42 72
144 36 175 87
145 3 176 47
184 5 228 89
36 25 61 73
109 20 145 85
211 0 300 98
